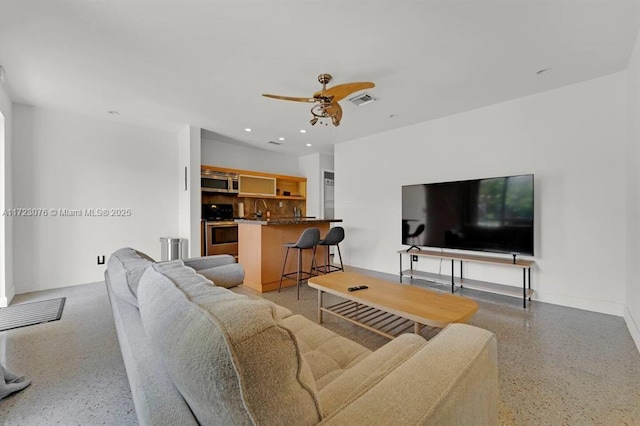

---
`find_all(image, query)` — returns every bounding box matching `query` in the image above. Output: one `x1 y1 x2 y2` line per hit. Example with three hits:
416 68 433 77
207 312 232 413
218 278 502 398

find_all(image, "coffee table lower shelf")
320 299 427 339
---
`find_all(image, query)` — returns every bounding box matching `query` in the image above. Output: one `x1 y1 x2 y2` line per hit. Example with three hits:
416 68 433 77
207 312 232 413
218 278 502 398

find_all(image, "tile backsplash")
201 193 306 219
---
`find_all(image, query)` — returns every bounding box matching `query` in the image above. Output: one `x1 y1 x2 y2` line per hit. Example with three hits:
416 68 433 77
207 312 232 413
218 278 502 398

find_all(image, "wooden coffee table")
308 271 478 339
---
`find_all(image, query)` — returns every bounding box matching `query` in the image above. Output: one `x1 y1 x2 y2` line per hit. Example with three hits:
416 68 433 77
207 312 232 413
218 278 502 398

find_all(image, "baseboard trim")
0 284 15 307
533 291 624 316
624 306 640 354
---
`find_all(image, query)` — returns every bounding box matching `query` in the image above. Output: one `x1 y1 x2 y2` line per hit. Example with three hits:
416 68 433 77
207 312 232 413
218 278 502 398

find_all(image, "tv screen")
402 174 534 255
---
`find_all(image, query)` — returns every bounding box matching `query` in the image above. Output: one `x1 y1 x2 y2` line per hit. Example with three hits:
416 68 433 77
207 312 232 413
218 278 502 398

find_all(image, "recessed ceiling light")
279 137 285 141
306 143 312 147
245 128 252 132
108 110 119 116
536 68 551 75
300 129 306 134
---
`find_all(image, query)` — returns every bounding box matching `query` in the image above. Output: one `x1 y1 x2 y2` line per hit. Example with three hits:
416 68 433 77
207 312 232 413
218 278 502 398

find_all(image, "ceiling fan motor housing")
318 73 332 86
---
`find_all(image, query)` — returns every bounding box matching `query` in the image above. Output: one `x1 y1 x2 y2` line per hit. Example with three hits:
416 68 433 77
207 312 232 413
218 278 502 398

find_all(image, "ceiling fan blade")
314 82 375 102
326 102 343 126
262 94 317 103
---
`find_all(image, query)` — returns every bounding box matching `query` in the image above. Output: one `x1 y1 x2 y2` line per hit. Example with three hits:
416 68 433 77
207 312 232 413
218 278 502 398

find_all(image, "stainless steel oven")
204 222 238 257
201 170 239 193
202 203 238 257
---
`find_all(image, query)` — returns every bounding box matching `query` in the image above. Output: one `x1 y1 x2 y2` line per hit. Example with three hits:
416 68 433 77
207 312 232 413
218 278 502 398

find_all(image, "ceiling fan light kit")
262 73 375 127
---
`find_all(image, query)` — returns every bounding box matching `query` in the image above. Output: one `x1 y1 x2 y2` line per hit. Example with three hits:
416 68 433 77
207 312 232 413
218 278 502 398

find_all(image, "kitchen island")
236 218 343 293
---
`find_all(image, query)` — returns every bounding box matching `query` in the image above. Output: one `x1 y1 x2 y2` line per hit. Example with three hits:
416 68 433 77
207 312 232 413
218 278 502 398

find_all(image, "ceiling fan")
262 73 375 127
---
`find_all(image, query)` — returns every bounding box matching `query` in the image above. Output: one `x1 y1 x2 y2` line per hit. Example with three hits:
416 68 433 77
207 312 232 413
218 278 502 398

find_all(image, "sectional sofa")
105 247 499 425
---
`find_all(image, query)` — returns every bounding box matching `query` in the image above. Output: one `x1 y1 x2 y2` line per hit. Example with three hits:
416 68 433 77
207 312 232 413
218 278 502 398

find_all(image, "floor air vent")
349 92 377 106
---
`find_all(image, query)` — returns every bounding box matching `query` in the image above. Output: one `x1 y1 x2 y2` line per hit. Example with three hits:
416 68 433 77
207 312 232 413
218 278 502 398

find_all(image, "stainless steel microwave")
201 171 239 193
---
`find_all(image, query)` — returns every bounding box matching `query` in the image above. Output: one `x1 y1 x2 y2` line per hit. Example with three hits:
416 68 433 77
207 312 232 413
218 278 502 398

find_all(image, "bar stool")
278 227 320 300
313 226 344 274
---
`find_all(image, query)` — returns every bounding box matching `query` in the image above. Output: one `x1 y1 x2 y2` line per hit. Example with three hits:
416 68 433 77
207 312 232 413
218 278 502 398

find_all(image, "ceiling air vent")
349 92 377 107
267 140 283 146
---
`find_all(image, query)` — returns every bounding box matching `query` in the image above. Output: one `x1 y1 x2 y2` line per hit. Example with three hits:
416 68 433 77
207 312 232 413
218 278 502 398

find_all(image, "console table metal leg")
410 255 414 280
522 269 526 309
451 259 455 293
528 268 531 301
318 290 324 324
399 254 403 283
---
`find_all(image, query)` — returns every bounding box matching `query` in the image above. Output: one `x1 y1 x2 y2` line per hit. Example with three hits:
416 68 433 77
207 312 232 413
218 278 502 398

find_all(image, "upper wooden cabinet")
239 174 276 197
202 165 306 200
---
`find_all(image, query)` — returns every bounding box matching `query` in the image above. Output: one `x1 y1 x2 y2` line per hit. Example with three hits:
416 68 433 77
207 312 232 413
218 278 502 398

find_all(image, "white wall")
201 138 300 176
178 126 201 258
0 83 13 306
336 72 627 316
298 153 335 218
12 105 179 293
626 29 640 350
299 154 320 218
299 153 335 219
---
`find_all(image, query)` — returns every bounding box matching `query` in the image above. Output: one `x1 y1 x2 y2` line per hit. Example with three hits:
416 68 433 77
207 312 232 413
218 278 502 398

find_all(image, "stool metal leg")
324 245 330 274
296 248 302 300
310 246 318 277
336 244 344 271
279 247 290 293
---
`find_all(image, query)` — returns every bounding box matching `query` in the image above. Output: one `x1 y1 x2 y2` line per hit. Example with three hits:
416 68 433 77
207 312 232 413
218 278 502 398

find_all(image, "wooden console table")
398 249 535 308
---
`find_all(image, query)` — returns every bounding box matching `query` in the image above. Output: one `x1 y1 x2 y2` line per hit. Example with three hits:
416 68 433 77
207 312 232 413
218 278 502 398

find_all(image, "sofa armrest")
321 324 498 425
197 263 245 288
182 255 236 271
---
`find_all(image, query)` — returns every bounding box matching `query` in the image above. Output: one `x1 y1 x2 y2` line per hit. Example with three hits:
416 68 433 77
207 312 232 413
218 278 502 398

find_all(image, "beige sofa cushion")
321 324 499 425
318 332 427 416
137 261 323 426
279 315 371 391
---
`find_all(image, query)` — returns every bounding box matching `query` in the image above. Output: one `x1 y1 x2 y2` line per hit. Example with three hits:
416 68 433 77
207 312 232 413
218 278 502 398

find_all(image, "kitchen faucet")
254 199 268 218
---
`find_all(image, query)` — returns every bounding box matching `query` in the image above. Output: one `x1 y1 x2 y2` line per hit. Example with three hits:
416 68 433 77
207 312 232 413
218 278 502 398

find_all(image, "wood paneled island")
236 218 342 293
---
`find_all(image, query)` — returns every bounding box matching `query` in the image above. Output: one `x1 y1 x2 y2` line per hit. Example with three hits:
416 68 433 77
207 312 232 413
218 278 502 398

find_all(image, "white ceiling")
0 0 638 156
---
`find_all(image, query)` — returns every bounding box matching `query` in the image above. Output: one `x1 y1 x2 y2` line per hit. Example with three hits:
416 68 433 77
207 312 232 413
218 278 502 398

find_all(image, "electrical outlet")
278 201 283 207
97 255 105 265
412 255 418 262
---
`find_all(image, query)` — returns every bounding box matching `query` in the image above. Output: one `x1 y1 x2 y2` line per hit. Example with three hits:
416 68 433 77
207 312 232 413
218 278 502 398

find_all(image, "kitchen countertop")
235 217 343 225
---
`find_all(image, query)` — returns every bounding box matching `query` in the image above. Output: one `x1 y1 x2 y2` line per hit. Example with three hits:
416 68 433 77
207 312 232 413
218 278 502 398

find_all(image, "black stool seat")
278 227 320 299
313 226 344 274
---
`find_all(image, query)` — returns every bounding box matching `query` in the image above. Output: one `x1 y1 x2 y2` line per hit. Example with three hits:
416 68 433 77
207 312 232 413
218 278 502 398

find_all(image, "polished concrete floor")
0 282 137 425
0 267 639 425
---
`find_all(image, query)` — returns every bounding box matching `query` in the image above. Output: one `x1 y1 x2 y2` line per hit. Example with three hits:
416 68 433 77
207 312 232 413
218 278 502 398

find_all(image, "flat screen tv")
402 174 534 255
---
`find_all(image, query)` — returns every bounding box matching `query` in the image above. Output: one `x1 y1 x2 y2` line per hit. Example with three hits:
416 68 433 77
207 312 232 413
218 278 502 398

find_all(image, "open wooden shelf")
321 300 418 339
